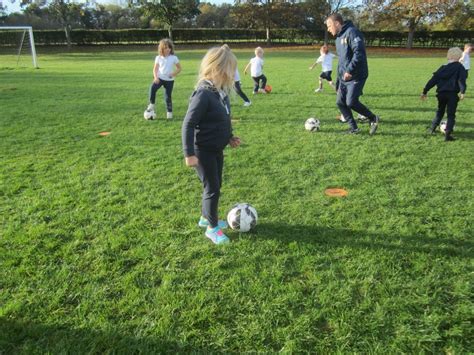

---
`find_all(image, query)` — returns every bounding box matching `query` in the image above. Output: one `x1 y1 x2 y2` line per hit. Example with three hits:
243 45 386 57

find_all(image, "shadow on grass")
0 318 218 353
248 223 472 259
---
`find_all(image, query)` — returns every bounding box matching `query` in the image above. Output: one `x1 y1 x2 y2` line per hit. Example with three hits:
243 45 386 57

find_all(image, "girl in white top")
460 43 471 78
309 45 336 93
244 47 267 94
144 38 182 120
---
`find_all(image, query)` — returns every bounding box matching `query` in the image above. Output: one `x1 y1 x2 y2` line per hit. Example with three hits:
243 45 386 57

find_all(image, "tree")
131 0 200 39
363 0 459 48
47 0 84 48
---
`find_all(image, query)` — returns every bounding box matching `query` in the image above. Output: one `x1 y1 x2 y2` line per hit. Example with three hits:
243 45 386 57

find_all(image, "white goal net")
0 26 39 68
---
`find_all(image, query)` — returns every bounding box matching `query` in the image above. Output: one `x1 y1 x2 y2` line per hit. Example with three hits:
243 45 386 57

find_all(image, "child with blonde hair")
144 38 181 120
244 47 267 94
309 44 336 92
182 45 241 244
421 47 467 141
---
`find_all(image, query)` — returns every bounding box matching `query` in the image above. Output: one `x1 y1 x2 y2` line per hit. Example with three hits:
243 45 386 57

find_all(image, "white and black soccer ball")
439 121 455 133
339 114 347 123
305 117 321 132
227 203 258 232
144 110 156 120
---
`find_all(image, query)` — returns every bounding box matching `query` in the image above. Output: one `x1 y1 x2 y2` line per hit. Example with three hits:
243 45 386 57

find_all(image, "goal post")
0 26 39 68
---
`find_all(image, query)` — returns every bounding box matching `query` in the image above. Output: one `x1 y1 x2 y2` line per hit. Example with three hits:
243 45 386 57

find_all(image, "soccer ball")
264 84 272 93
227 203 258 232
305 117 321 132
144 110 156 120
439 121 455 133
339 114 347 123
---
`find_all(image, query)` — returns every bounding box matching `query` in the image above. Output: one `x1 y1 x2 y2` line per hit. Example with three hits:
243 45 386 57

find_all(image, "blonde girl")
181 45 241 244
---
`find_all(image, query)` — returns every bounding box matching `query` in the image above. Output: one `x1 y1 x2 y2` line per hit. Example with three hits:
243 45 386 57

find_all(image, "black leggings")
149 79 174 112
432 92 459 133
252 74 267 93
195 150 224 228
235 81 250 103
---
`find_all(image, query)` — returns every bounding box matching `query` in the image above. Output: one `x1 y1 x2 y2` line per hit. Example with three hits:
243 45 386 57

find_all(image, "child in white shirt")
244 47 267 94
144 38 181 120
309 45 336 93
460 43 471 78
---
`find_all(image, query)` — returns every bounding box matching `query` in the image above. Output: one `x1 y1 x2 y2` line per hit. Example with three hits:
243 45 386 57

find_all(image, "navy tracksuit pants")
149 79 174 112
337 79 375 130
195 149 224 228
252 74 267 93
432 92 459 133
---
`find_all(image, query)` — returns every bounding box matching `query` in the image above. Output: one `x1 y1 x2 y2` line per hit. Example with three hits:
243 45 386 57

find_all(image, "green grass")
1 47 473 353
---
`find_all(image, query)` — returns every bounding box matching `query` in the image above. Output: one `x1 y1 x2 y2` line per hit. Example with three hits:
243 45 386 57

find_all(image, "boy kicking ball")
421 47 467 142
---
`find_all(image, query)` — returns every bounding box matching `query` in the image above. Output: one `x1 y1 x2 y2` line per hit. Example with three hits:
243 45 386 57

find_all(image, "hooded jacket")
335 20 368 82
423 62 467 95
182 81 233 157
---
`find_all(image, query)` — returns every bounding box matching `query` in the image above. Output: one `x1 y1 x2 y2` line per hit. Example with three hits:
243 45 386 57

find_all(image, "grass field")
1 46 473 353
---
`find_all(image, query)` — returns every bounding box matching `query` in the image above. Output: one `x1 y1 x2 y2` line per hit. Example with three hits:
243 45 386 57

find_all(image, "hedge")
0 28 472 48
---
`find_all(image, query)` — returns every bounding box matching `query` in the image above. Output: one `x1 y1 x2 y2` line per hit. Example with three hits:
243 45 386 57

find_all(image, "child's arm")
420 69 441 99
172 62 182 78
459 52 465 64
243 61 251 75
153 63 159 83
182 90 209 166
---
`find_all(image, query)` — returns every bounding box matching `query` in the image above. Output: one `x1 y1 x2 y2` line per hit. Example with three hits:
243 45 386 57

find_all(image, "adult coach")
326 13 380 135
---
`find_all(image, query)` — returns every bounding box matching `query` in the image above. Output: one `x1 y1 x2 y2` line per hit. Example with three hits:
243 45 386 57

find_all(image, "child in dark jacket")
421 47 467 141
182 45 241 245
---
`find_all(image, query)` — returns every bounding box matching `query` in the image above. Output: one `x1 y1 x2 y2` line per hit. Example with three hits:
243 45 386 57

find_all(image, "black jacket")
335 20 368 82
423 62 467 95
182 81 233 157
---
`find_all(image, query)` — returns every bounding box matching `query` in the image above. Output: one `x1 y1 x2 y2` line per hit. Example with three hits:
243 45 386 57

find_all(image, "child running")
459 43 471 78
182 44 241 245
244 47 267 94
144 38 181 120
421 47 467 141
235 68 251 106
309 44 336 92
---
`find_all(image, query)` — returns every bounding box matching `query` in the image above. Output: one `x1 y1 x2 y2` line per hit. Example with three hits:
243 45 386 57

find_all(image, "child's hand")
229 136 241 148
420 94 427 101
185 156 198 167
459 93 465 100
154 78 160 84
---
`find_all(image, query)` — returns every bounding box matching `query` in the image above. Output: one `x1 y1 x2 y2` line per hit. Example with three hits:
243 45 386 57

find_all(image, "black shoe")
343 128 360 134
427 126 436 135
369 115 380 136
445 135 456 141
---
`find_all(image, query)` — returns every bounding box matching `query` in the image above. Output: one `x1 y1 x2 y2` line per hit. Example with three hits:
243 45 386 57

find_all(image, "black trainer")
427 126 437 135
343 128 360 134
369 116 380 136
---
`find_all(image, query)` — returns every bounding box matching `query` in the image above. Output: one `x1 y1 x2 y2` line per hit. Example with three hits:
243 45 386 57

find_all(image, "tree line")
1 0 472 49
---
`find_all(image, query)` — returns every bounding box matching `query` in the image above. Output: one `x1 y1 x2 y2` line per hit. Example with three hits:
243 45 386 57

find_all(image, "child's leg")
445 93 459 133
318 78 323 90
195 150 223 228
260 74 267 89
235 81 250 103
148 81 163 104
252 77 259 93
162 80 174 113
431 94 448 129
